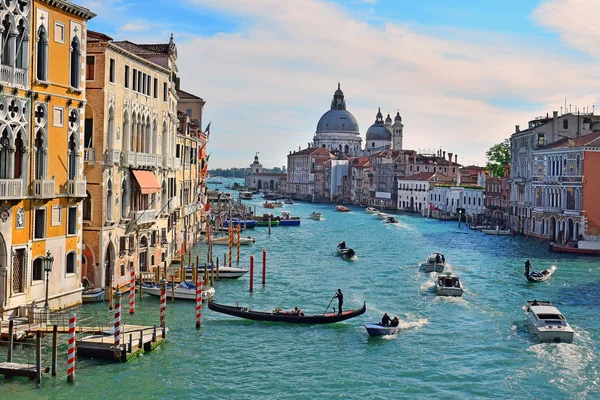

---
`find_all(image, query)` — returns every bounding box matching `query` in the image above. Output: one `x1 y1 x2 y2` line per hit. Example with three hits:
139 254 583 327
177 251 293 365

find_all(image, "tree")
486 139 510 178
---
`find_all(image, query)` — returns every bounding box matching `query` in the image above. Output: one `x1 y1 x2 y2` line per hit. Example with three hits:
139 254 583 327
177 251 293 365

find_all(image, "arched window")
83 190 92 220
161 121 167 155
121 179 129 219
15 19 26 69
14 131 24 179
70 37 81 88
106 180 113 221
123 111 130 152
1 15 12 66
0 131 10 179
576 154 581 174
344 144 349 154
34 130 45 180
67 133 77 180
66 252 76 274
33 258 43 281
563 119 568 130
120 264 125 277
107 106 115 149
36 26 47 81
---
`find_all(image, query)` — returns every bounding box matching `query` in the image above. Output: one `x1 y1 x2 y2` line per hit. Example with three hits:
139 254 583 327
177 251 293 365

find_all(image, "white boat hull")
211 237 255 245
480 229 511 236
309 213 323 220
376 213 388 220
422 262 446 273
435 286 463 297
526 315 574 343
189 266 248 279
142 285 215 301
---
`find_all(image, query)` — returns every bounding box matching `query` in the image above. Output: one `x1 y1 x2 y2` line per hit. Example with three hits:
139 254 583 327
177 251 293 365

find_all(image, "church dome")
385 113 392 124
315 83 360 134
366 108 392 141
394 111 402 122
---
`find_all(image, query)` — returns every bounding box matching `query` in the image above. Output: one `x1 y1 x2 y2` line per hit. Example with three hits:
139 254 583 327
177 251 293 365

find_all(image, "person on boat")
532 299 539 306
525 260 531 277
435 254 441 264
441 254 445 264
293 306 302 316
334 289 344 315
390 317 399 327
338 241 346 249
381 313 391 327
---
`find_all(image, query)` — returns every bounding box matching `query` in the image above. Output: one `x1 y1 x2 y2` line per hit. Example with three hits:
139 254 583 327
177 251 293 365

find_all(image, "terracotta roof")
113 40 172 57
87 30 113 42
177 89 204 101
350 157 370 167
541 131 600 150
289 147 333 157
404 172 435 181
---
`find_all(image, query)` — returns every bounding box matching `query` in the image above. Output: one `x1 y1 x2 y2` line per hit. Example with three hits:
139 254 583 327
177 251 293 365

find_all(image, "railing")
84 148 96 162
0 179 23 199
164 156 174 169
169 196 180 210
0 65 27 87
106 149 120 164
132 209 157 225
33 179 55 198
124 151 164 168
67 180 86 197
174 158 181 169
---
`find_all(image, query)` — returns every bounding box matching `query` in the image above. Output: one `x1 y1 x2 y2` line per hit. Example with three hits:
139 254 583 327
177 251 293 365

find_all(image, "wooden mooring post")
35 331 42 386
7 319 13 362
51 325 58 376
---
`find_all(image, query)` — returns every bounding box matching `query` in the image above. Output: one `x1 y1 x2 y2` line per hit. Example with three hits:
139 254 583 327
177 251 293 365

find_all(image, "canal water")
3 181 599 399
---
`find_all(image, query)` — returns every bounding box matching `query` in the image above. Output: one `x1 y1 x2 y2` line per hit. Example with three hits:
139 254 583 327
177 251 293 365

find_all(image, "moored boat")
308 212 323 220
524 300 574 343
549 241 600 256
208 299 366 324
256 219 280 227
82 288 105 303
365 207 377 214
421 252 447 273
364 323 400 337
435 272 463 297
210 236 255 245
222 219 257 229
239 191 254 200
142 281 215 301
186 265 248 279
279 211 300 226
480 227 511 236
336 205 350 212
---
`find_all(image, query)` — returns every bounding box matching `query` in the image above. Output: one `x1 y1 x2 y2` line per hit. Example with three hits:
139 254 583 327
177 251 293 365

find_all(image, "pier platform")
0 362 49 379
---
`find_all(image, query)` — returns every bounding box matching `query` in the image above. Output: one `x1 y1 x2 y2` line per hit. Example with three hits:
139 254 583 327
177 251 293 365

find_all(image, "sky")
82 0 600 169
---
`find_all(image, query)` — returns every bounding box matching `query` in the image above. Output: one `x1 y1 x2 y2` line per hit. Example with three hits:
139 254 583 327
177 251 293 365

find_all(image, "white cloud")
119 22 149 32
169 0 600 168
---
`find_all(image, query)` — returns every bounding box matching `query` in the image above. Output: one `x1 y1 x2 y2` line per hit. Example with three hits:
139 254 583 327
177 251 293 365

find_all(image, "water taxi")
524 300 574 343
435 272 463 297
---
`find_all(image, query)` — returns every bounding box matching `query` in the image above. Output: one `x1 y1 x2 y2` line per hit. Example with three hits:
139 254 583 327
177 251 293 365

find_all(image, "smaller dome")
366 107 392 142
334 82 344 97
385 113 392 124
394 111 402 122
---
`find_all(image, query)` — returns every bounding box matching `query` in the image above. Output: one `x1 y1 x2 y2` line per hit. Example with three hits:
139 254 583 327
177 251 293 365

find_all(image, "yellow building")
0 0 95 313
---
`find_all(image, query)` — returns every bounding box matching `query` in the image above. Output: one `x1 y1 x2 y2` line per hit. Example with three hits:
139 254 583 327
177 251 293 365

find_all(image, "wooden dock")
0 362 49 379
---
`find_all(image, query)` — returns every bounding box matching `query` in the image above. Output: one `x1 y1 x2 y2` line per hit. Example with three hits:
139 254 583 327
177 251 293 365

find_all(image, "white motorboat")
82 288 105 303
480 227 511 236
239 191 254 200
385 216 398 224
365 207 378 214
524 300 574 343
435 272 463 297
308 212 323 220
421 252 447 273
210 236 255 245
141 281 215 301
376 212 389 220
186 265 248 279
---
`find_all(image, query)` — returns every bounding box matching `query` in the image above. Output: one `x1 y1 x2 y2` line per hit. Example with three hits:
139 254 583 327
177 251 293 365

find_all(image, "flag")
204 122 211 140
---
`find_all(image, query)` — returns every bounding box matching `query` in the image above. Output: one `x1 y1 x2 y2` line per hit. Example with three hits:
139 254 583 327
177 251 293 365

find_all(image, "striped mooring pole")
229 226 233 267
249 255 254 292
66 313 76 382
196 270 203 328
129 264 135 314
114 290 122 348
236 225 241 264
159 279 167 328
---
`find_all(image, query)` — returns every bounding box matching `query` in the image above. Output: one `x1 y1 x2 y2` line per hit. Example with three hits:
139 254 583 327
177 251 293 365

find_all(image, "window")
70 37 81 88
34 129 45 180
67 206 77 235
84 117 93 148
124 65 130 88
53 107 64 127
83 191 92 221
67 134 77 180
132 68 137 90
11 248 26 293
33 258 43 281
563 119 568 130
119 236 126 255
86 55 95 80
51 205 62 226
54 22 65 43
154 78 158 99
146 75 151 95
163 82 167 101
106 180 113 221
109 58 115 83
34 208 46 239
137 71 142 92
36 26 48 81
120 264 125 277
537 134 545 146
66 252 76 274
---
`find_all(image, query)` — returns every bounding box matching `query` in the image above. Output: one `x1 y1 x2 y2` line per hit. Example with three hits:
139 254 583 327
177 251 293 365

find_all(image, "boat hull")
364 323 399 337
142 285 215 301
549 243 600 256
256 220 280 227
222 220 257 229
82 288 105 303
208 300 366 324
480 229 511 236
435 287 464 297
526 266 556 282
279 220 300 226
211 237 255 245
526 314 574 343
422 263 446 273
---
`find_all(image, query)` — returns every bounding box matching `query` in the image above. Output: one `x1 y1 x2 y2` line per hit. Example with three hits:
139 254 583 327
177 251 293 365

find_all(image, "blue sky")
82 0 600 168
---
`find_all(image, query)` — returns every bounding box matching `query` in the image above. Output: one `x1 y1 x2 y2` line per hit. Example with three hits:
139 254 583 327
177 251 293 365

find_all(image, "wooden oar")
323 294 336 315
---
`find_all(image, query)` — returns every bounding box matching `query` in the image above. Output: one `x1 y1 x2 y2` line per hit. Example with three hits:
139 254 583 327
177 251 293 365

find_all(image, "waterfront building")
484 169 510 229
83 31 179 291
348 157 370 204
286 147 333 201
509 111 600 235
244 153 284 192
530 131 600 242
0 0 95 313
397 172 438 215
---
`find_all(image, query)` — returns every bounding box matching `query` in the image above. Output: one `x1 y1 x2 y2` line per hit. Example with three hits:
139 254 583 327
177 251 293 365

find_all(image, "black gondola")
207 300 366 324
526 265 556 282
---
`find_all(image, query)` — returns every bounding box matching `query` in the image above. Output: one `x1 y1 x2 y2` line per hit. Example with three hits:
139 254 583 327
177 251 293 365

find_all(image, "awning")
132 170 161 194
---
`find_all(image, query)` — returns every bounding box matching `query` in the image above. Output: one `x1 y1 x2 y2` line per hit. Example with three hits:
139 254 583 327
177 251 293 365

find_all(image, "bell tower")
392 111 404 150
251 153 263 174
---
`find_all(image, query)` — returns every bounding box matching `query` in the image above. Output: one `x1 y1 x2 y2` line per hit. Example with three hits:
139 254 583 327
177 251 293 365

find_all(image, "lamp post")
42 250 54 322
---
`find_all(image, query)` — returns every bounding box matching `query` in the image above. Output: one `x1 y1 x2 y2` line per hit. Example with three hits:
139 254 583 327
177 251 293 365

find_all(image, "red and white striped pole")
249 255 254 292
195 271 203 328
229 226 233 267
129 264 135 314
114 290 122 348
262 249 267 285
159 279 167 328
66 312 76 382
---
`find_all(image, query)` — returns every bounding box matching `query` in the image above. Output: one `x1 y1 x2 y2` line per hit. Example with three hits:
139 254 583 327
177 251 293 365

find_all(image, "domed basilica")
312 84 404 156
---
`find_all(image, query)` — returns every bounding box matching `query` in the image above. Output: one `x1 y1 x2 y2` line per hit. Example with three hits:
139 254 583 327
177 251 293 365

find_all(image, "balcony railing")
67 180 86 197
131 209 157 225
124 151 164 169
84 148 96 163
0 65 27 87
164 156 174 169
0 179 23 200
106 149 120 165
33 180 55 198
169 196 180 210
174 158 181 169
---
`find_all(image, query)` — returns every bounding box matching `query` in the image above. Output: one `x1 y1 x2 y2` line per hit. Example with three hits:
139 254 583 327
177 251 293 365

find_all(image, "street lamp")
42 250 54 308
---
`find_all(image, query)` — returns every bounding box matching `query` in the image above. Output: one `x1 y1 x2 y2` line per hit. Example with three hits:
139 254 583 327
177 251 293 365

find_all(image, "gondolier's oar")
323 294 336 315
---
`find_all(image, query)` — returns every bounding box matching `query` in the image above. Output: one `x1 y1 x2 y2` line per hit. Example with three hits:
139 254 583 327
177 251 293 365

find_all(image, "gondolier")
334 289 344 315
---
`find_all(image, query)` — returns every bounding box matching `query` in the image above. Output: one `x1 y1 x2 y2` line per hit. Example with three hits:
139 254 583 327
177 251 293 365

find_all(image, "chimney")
515 125 520 133
448 152 453 163
454 154 458 164
442 151 446 160
552 111 558 142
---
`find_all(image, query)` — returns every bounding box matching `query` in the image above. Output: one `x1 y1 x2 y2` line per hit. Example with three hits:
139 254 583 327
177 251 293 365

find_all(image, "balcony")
131 209 157 225
0 179 23 200
164 156 174 169
174 157 181 169
32 180 55 199
169 196 180 210
67 180 86 197
106 149 120 165
0 65 27 88
84 148 96 163
124 151 163 169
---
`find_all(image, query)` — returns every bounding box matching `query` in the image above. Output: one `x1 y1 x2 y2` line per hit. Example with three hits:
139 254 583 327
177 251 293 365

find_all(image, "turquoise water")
3 184 600 399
